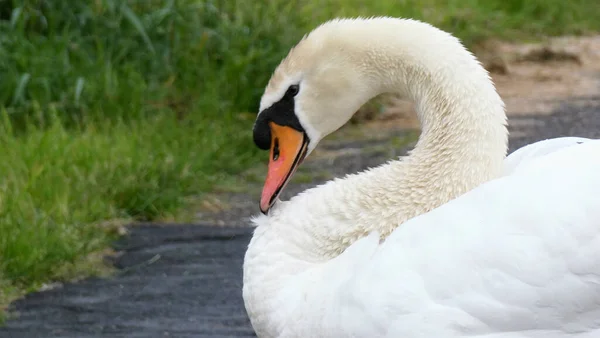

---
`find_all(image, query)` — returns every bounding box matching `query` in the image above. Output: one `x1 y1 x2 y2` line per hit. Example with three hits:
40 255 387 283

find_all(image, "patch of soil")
480 36 600 116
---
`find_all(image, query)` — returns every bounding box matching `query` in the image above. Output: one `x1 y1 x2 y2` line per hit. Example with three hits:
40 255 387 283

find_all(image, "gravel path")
1 97 599 338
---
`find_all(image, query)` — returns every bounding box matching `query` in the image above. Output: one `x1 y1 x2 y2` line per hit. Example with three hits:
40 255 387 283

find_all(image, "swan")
243 17 600 337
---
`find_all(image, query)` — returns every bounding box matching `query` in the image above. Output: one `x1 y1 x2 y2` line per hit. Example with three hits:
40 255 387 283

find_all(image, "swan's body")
247 139 600 338
243 17 600 337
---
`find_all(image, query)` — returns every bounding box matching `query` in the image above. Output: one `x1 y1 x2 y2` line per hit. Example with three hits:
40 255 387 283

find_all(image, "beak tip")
259 201 270 215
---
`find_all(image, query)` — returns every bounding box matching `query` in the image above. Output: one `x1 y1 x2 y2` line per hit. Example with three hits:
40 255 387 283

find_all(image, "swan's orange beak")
260 122 309 214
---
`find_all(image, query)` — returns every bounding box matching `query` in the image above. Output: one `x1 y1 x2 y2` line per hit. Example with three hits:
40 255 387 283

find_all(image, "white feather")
504 137 592 173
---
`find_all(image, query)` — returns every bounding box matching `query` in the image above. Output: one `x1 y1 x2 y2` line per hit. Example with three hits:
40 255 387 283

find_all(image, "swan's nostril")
273 138 280 161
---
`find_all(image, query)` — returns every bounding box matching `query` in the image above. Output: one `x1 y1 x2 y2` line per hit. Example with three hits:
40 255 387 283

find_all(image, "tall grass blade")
121 4 156 55
75 77 85 106
11 73 31 106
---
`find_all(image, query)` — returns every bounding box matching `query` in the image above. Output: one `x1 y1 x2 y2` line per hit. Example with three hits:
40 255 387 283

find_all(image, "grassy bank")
1 0 600 316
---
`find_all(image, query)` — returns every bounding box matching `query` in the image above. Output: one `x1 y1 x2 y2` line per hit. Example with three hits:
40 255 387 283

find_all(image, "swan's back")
504 136 592 174
280 140 600 337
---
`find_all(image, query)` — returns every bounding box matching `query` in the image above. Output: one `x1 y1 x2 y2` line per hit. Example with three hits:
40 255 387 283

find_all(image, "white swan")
243 17 600 337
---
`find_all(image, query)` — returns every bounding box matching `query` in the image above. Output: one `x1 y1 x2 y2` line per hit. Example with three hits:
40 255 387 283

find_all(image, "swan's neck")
261 23 508 253
338 20 508 233
244 19 508 336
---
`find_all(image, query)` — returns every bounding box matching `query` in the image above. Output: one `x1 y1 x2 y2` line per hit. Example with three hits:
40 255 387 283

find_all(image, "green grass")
1 0 600 316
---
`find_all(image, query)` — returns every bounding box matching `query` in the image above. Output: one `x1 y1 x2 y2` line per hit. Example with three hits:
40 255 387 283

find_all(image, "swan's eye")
273 138 280 161
286 84 299 97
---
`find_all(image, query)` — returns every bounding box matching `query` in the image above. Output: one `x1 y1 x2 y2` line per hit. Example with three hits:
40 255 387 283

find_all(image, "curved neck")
244 19 508 335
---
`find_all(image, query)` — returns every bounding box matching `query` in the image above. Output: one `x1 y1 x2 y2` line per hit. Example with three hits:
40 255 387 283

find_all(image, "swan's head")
253 19 383 214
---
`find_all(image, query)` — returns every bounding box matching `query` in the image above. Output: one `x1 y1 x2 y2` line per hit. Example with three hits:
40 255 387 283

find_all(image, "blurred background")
1 0 599 319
